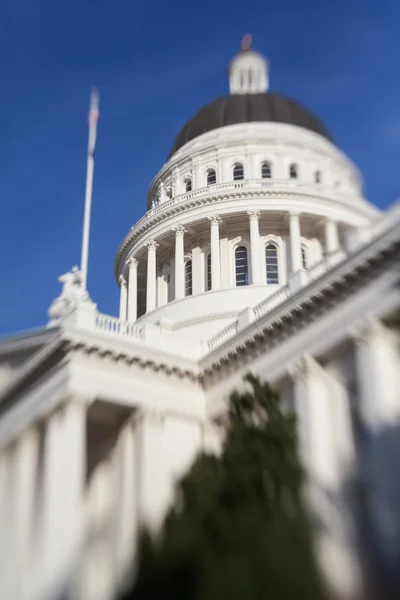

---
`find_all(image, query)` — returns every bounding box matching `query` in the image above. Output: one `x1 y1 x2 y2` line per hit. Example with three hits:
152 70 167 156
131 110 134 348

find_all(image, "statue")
48 266 90 325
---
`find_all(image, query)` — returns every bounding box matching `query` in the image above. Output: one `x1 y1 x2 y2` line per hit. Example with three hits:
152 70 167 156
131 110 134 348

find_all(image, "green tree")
123 374 327 600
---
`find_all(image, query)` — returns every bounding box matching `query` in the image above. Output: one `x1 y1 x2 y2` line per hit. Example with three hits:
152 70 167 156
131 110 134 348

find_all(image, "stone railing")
94 313 142 339
144 179 353 221
207 321 239 352
253 285 290 320
307 259 328 281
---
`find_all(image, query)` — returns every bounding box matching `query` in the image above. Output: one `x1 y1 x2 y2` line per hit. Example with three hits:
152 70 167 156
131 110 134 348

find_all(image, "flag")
88 88 100 158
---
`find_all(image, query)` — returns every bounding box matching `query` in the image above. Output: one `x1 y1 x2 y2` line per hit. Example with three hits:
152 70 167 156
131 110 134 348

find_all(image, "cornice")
155 311 239 331
114 186 375 281
62 328 201 382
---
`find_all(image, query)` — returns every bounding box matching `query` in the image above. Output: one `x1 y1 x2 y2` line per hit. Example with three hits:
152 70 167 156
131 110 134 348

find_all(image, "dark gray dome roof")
168 92 332 159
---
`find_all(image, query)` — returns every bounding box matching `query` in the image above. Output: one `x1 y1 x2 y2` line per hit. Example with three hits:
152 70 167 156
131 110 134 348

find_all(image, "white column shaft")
324 219 340 254
291 357 362 598
119 277 127 322
112 420 137 588
354 321 400 429
289 212 302 273
209 217 221 290
136 412 165 531
11 429 40 600
146 243 157 312
174 230 185 300
191 247 202 295
127 260 138 322
40 401 86 600
353 321 400 572
248 212 262 284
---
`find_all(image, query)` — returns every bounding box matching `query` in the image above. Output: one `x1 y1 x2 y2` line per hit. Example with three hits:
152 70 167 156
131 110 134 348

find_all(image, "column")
112 417 138 588
126 258 138 322
208 215 221 290
118 275 127 322
0 438 39 600
136 410 166 532
289 211 302 273
173 225 186 300
324 218 342 266
289 356 362 598
352 318 400 429
145 240 158 313
40 399 87 600
352 319 400 574
10 429 40 600
191 242 203 295
247 211 262 284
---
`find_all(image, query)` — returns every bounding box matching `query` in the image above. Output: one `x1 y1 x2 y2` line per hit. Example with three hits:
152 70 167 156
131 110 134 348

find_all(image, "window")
233 163 244 180
235 246 249 286
289 163 298 179
166 188 172 199
315 170 321 184
265 244 279 284
206 253 212 290
185 260 192 296
185 178 192 192
301 245 307 269
261 161 272 178
207 169 216 185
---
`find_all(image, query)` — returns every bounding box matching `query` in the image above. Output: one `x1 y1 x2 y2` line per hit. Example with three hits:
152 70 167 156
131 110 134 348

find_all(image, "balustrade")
94 313 142 338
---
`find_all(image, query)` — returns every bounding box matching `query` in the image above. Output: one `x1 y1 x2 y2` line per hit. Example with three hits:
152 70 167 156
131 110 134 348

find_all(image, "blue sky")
1 0 399 335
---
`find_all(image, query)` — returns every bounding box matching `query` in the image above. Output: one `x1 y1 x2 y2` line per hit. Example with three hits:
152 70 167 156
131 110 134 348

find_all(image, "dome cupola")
167 37 332 159
229 34 269 94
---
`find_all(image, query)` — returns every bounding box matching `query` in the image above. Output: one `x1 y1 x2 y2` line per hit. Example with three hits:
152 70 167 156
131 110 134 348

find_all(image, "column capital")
118 274 127 288
288 210 301 219
207 214 222 225
287 354 323 382
247 210 260 221
145 239 159 251
172 224 187 237
348 317 388 347
126 256 139 269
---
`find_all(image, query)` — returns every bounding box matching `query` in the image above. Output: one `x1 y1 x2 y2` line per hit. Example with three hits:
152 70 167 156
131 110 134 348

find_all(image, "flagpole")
80 88 100 292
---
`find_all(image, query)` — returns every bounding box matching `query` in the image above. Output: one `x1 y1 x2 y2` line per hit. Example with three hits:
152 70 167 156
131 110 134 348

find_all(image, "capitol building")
0 39 399 600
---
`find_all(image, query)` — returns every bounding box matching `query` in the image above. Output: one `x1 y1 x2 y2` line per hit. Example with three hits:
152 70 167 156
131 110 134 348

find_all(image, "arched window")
314 170 321 184
289 163 298 179
261 161 272 178
206 253 212 290
233 163 244 181
207 169 216 186
185 260 192 296
184 178 192 192
235 246 249 286
265 244 279 284
301 245 307 269
166 188 173 199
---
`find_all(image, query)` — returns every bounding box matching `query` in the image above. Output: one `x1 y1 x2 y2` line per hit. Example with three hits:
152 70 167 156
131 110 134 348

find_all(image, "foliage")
122 374 327 600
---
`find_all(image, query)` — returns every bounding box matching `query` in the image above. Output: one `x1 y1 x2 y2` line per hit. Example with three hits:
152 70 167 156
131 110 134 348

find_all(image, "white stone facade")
0 43 400 600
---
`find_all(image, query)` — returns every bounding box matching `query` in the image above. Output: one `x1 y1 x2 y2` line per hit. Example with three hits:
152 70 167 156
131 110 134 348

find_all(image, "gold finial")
241 34 252 51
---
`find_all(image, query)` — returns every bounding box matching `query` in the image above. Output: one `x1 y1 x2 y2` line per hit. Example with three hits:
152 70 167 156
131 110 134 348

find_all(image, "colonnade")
119 212 341 322
0 398 87 600
289 319 400 597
